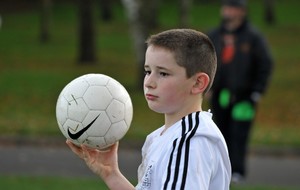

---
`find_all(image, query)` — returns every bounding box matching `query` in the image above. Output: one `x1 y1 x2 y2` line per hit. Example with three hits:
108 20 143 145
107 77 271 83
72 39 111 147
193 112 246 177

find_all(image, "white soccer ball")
56 73 133 149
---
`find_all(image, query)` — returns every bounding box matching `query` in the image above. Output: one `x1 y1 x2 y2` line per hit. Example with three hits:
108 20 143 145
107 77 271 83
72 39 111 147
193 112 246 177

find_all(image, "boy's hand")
66 140 135 190
66 139 119 180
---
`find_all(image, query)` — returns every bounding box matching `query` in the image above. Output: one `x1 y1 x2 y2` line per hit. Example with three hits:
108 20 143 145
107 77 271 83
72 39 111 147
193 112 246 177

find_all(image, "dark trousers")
211 96 253 176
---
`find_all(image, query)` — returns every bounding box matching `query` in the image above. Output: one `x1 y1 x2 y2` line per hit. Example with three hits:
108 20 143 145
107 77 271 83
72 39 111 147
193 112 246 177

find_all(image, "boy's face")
144 45 196 115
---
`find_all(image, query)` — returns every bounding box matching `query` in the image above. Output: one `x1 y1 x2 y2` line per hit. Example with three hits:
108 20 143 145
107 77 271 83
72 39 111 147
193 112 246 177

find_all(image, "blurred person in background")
207 0 273 183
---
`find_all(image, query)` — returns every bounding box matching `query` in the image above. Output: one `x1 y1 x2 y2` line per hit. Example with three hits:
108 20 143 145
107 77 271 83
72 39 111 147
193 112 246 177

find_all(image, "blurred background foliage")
0 0 299 148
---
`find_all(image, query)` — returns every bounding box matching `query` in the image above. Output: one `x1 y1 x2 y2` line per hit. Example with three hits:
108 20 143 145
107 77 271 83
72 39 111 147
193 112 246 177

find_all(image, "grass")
0 0 299 148
0 175 298 190
0 175 108 190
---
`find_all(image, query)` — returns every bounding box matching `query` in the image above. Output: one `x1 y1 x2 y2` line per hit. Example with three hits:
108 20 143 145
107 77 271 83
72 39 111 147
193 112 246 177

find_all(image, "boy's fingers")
81 144 90 160
105 142 118 153
66 140 85 159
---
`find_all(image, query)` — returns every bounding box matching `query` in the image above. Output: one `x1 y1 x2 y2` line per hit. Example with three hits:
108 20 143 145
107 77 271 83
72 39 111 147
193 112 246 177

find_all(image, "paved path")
1 144 300 188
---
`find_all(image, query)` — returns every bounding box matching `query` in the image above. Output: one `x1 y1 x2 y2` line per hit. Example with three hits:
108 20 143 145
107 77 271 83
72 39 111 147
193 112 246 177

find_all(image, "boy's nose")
144 75 156 89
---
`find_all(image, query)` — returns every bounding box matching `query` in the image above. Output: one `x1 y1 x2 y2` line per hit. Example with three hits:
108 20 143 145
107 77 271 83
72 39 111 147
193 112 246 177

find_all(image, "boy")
67 29 231 190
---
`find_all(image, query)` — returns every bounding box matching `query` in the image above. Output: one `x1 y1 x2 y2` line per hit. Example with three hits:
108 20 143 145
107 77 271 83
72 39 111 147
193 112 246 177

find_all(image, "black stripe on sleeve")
163 138 178 189
180 111 200 189
163 112 200 190
164 116 187 189
171 113 194 189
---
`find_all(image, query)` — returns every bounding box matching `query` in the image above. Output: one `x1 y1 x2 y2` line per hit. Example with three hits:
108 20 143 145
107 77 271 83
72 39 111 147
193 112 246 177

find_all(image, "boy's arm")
66 140 135 190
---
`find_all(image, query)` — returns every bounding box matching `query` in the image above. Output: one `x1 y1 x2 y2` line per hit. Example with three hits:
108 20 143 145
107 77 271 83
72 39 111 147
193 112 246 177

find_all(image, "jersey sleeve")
161 135 230 190
184 136 214 189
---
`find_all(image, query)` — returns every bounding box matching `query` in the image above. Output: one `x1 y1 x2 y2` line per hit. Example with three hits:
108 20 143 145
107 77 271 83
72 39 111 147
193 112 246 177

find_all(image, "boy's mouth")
145 93 158 101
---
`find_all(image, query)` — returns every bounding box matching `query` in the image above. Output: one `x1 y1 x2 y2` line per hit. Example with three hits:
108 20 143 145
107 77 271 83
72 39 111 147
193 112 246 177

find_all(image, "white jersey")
136 111 231 190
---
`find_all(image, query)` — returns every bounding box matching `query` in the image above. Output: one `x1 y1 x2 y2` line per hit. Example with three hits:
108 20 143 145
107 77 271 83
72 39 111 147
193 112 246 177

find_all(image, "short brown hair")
146 29 217 94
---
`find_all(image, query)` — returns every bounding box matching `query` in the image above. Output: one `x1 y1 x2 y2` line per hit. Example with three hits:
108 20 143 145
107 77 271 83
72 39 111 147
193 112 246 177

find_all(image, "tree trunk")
179 0 193 28
140 0 160 30
121 0 160 89
264 0 276 25
121 0 147 89
40 0 51 43
78 0 97 64
99 0 113 22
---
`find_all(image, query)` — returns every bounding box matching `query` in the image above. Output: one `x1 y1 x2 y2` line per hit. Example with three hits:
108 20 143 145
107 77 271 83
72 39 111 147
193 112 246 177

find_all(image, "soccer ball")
56 73 133 149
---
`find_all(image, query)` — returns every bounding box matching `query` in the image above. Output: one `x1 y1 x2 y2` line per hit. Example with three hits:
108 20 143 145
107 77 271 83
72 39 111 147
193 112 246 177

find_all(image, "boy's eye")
144 70 151 75
160 72 169 77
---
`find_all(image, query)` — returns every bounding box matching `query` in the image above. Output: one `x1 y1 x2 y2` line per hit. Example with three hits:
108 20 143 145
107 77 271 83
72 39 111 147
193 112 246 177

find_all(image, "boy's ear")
191 73 210 94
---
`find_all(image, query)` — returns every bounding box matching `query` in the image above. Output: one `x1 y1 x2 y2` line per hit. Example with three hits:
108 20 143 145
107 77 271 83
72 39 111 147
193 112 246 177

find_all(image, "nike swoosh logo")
68 114 101 140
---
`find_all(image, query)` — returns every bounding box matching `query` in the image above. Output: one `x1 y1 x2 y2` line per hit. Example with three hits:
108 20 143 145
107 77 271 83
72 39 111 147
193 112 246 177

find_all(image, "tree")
264 0 276 25
99 0 113 22
179 0 193 28
121 0 160 89
78 0 97 64
140 0 160 30
40 0 52 43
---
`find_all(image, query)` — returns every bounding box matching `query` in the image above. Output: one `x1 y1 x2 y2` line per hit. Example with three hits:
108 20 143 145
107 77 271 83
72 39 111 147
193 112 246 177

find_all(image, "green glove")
219 89 230 108
232 101 255 121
